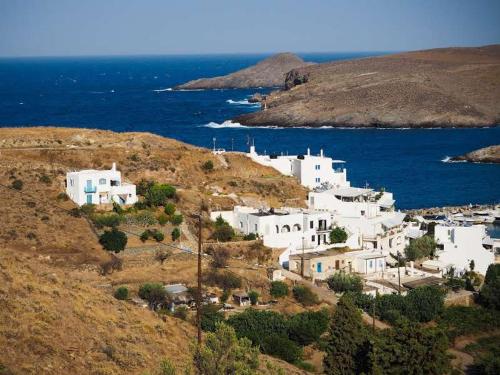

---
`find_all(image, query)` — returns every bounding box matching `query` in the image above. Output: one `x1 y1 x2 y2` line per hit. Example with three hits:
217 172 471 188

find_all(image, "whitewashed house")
432 224 495 275
247 145 349 189
66 163 138 206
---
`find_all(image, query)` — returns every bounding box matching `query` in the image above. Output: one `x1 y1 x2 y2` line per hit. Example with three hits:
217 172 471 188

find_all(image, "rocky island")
234 45 500 128
450 145 500 163
174 52 312 89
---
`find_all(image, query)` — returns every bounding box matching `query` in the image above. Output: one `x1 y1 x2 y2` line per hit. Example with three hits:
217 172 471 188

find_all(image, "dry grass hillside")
0 127 309 374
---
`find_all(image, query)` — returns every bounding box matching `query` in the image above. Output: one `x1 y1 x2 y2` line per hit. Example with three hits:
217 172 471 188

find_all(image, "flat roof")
164 284 188 294
322 187 373 197
402 276 443 289
290 248 351 260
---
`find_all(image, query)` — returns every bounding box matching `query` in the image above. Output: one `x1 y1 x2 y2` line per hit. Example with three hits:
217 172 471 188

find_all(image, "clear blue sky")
1 0 499 57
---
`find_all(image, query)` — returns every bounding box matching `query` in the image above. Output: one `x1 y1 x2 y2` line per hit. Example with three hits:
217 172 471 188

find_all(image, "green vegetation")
137 179 176 207
138 283 168 310
248 290 259 305
173 306 188 321
170 213 183 226
329 226 348 244
158 358 176 375
270 281 289 298
164 202 176 216
56 192 69 201
437 306 500 340
404 235 436 261
243 233 257 241
288 309 330 346
39 174 52 184
292 285 319 306
113 286 129 300
480 264 500 310
204 270 242 290
326 271 363 293
11 179 23 190
99 228 127 252
211 215 235 242
201 160 214 172
171 227 181 242
139 228 164 242
465 335 500 375
157 213 169 225
92 213 122 228
261 334 303 363
201 303 225 332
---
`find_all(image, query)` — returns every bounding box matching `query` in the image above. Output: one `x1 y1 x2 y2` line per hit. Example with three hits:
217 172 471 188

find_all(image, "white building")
66 163 138 206
308 186 405 255
247 145 349 189
433 224 495 275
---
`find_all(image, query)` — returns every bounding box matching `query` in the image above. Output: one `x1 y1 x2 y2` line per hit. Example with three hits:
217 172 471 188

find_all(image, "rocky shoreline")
403 203 498 217
450 145 500 164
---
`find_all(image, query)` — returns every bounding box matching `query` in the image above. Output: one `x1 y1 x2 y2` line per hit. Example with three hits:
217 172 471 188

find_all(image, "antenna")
212 137 216 152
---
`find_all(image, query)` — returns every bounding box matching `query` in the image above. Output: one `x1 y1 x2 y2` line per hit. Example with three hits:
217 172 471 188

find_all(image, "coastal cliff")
234 45 500 128
175 53 312 89
450 145 500 163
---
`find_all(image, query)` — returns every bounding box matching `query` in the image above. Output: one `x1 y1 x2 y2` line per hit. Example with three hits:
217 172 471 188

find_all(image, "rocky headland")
234 45 500 128
175 52 312 89
450 145 500 163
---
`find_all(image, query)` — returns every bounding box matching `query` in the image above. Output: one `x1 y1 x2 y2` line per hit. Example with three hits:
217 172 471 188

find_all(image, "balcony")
84 186 96 193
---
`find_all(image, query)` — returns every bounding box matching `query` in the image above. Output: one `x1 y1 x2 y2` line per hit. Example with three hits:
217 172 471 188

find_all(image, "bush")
326 272 363 293
11 179 23 190
292 285 319 306
170 213 183 226
329 227 348 244
243 233 257 241
201 160 214 172
288 309 330 346
39 174 51 184
171 227 181 241
211 224 235 242
57 192 69 201
164 202 176 216
201 303 225 332
173 306 189 320
140 229 164 242
438 306 500 340
262 334 303 363
405 286 445 322
404 235 436 261
99 255 123 275
114 286 129 300
125 210 157 226
99 228 127 252
138 283 167 309
205 270 242 290
211 247 230 268
92 213 122 228
270 281 289 298
157 213 169 225
80 203 96 216
69 207 81 217
248 290 259 305
145 183 176 207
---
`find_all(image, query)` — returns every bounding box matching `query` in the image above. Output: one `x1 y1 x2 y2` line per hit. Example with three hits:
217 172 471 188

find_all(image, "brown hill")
235 45 500 128
0 127 309 374
450 145 500 163
175 53 312 89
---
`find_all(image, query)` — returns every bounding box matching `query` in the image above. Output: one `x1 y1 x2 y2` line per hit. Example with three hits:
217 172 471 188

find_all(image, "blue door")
86 194 93 204
317 262 322 273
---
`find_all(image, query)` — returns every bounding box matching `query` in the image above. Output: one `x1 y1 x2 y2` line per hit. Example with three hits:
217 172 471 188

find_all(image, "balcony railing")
84 186 96 193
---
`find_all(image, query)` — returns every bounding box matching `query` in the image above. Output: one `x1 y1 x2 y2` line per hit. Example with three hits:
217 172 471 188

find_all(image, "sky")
1 0 500 57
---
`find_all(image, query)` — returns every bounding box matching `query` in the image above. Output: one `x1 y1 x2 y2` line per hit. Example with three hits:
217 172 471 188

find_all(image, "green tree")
270 281 289 298
114 286 129 300
329 227 348 244
485 264 500 285
292 285 319 306
248 290 259 306
324 295 367 375
261 334 303 363
201 303 225 332
201 160 214 172
99 228 127 253
170 214 183 226
404 235 436 261
145 183 176 207
288 309 330 346
196 323 259 375
164 202 176 216
211 224 235 242
327 272 363 293
480 264 500 310
405 286 445 322
138 283 167 310
171 227 181 242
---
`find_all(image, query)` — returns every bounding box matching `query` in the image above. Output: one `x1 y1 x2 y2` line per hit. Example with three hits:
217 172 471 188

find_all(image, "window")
315 164 321 170
99 178 106 185
311 235 315 242
310 221 314 229
315 177 321 183
389 238 393 248
240 222 243 229
254 224 258 232
69 178 74 187
361 210 365 216
369 260 373 268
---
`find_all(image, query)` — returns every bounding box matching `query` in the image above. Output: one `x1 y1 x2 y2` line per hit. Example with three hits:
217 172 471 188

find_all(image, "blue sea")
0 53 499 209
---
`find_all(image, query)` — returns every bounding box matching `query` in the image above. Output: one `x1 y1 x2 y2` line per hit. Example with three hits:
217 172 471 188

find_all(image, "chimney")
320 149 324 157
307 148 310 156
111 162 116 171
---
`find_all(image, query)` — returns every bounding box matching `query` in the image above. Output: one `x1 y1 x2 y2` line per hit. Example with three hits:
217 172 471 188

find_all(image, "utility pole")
196 212 202 345
301 236 305 277
397 251 401 294
372 297 376 333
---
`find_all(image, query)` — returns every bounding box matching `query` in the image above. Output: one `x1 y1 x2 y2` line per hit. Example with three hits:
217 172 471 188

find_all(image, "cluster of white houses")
212 146 498 290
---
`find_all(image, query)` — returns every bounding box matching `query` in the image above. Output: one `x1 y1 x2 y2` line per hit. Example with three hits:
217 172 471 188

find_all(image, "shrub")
138 283 168 309
171 227 181 241
140 229 164 242
151 230 165 242
243 233 257 241
262 334 303 363
99 255 123 275
92 213 122 228
39 174 51 184
155 249 172 264
145 183 176 207
201 160 214 172
404 235 436 261
114 286 129 300
125 210 157 226
170 214 183 226
164 202 176 216
99 228 127 252
270 281 289 298
69 207 81 217
11 179 23 190
329 227 348 244
248 290 259 306
245 241 272 264
205 270 242 290
173 306 189 320
136 179 155 196
201 303 225 332
327 272 363 293
157 213 169 225
438 306 500 340
288 309 330 346
292 285 319 306
80 203 96 216
211 247 230 268
57 192 69 201
405 286 445 322
211 224 235 242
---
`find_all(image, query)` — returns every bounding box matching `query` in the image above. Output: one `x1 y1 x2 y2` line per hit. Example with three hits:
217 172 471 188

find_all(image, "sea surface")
0 53 499 210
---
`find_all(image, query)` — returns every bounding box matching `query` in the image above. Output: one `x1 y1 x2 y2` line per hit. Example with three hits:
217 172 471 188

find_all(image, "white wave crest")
203 121 249 129
441 156 466 163
153 87 172 92
226 99 260 106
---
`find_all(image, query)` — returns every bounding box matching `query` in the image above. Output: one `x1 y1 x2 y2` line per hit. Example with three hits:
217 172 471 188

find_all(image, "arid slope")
235 45 500 128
